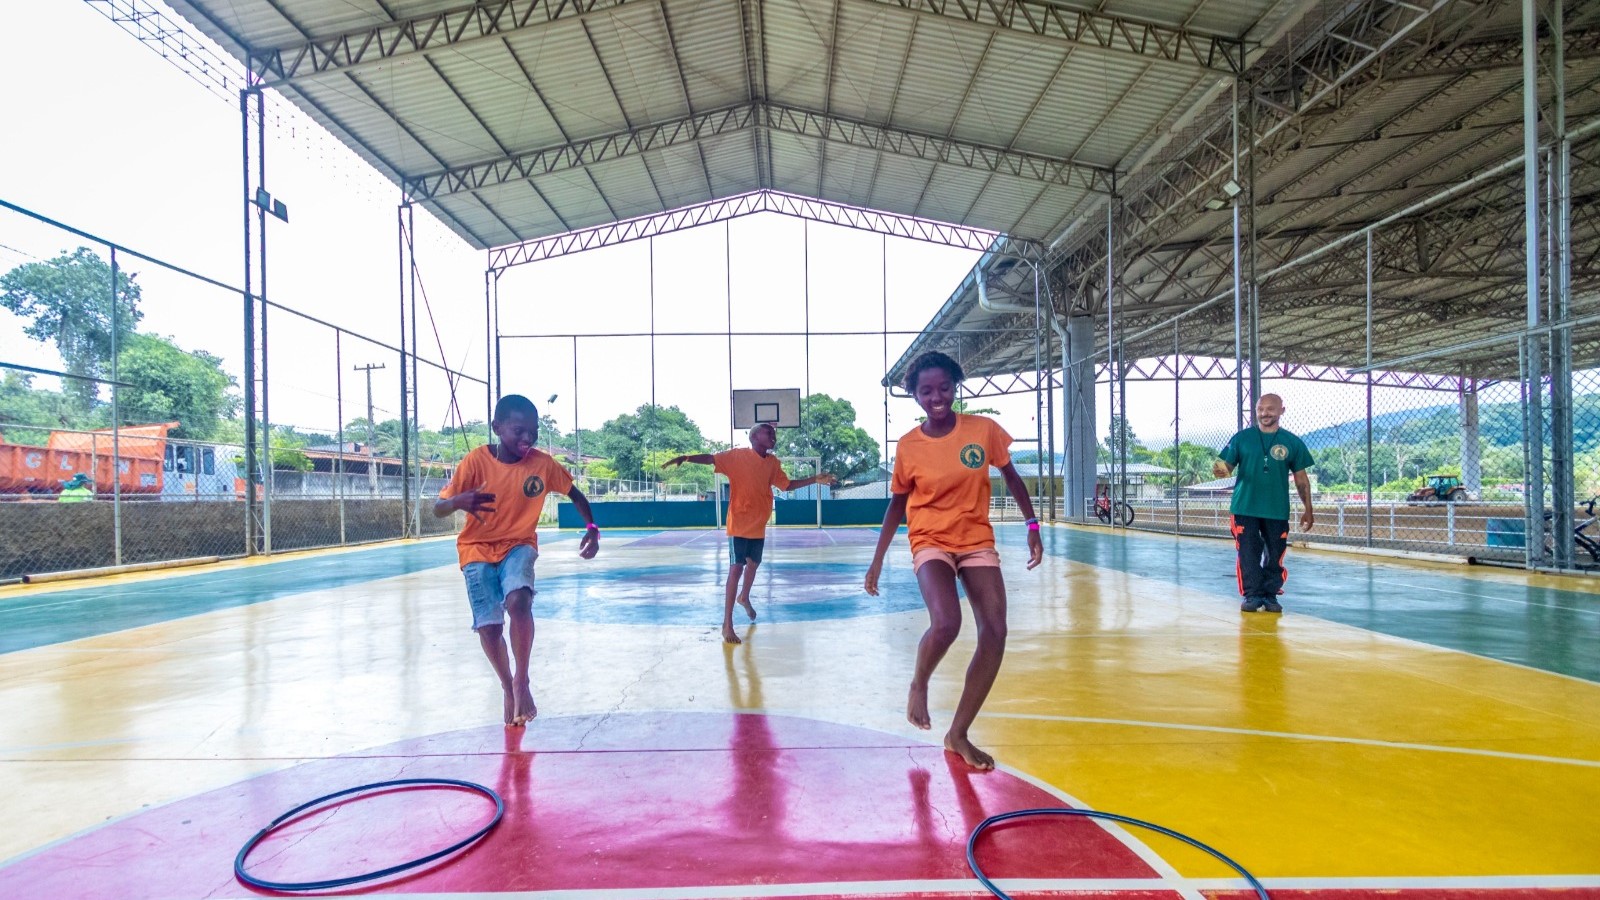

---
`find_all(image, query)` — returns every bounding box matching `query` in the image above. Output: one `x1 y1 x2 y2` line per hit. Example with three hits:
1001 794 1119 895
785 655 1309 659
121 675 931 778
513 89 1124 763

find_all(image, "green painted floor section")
4 526 1597 683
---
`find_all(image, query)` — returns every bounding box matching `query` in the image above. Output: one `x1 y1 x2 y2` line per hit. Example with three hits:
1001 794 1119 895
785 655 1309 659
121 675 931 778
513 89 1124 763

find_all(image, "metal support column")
398 203 415 539
1523 0 1546 567
1549 0 1574 567
109 247 122 566
1365 231 1374 547
1064 316 1096 520
1231 80 1246 432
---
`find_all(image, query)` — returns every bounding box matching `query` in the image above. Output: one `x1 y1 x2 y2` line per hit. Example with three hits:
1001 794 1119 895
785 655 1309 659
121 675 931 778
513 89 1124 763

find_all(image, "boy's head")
492 394 539 460
749 422 777 453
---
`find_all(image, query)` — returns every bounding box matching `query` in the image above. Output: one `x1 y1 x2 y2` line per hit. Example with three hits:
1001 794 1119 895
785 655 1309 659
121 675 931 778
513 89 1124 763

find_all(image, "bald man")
1213 394 1315 613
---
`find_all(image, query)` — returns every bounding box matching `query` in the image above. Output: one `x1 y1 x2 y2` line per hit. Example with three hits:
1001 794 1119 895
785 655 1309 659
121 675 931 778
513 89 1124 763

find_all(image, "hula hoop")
234 777 504 892
967 807 1270 900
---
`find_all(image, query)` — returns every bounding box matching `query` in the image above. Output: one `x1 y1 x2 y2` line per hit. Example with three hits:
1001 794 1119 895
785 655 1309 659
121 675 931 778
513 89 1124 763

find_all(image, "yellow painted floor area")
1 526 1597 883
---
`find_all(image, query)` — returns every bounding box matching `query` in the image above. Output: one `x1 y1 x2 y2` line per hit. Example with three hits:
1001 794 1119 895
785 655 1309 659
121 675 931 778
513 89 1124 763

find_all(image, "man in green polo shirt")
1213 393 1315 613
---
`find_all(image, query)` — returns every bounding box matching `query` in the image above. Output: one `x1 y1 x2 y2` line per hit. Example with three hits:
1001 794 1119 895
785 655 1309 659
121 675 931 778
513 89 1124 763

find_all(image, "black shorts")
729 536 765 565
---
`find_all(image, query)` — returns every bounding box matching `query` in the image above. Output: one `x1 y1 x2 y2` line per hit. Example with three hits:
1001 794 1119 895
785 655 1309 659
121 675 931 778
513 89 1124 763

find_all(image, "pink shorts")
912 546 1001 574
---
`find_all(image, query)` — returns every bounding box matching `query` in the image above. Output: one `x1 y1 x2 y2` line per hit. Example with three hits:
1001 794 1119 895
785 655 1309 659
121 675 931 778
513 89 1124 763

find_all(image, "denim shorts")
461 544 537 631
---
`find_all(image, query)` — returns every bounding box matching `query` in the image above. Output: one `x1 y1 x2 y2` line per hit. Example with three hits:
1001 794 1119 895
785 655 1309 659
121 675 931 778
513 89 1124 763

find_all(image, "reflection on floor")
0 524 1596 898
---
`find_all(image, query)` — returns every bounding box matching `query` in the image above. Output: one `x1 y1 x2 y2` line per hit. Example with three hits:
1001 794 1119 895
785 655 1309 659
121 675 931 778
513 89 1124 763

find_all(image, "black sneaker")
1262 597 1283 613
1240 597 1265 612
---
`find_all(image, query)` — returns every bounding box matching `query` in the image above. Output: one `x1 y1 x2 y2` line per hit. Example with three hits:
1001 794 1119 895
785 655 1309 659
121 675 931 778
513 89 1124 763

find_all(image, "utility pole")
354 363 384 495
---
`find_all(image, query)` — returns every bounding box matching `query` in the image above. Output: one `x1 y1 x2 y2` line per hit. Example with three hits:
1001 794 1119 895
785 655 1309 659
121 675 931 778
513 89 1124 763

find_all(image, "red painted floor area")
0 712 1154 898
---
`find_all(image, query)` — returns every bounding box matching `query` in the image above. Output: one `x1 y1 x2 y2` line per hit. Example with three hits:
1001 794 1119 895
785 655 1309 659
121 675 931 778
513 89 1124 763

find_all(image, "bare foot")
737 596 757 621
944 733 995 770
501 684 517 727
906 683 931 730
722 624 742 644
512 679 537 725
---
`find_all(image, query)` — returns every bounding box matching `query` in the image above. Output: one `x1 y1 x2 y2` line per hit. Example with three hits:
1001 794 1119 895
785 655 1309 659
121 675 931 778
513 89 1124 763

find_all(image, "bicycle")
1093 485 1135 526
1543 496 1600 565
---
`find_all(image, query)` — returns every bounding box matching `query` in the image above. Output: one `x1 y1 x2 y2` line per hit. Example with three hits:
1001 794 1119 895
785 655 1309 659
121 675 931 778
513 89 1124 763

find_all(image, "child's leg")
735 561 759 619
475 624 516 726
723 562 746 643
946 566 1008 770
504 586 536 724
909 559 962 730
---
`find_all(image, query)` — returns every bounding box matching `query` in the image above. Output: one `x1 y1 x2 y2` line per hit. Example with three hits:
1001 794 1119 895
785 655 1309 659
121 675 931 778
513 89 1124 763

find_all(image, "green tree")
780 393 880 481
1098 415 1151 463
115 334 239 439
647 448 715 492
585 404 711 481
1151 441 1217 487
0 371 80 440
0 247 143 411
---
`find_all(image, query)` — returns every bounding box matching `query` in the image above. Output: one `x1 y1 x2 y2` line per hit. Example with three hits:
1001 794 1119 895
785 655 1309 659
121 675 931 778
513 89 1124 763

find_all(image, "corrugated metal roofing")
165 0 1277 252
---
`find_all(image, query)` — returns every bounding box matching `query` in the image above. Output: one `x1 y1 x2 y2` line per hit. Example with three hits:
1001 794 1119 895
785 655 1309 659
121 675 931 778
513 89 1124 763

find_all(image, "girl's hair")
903 350 964 393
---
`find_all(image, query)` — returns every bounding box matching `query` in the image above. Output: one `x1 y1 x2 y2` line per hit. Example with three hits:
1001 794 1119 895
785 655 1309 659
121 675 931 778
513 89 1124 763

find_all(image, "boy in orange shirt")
435 394 600 726
665 422 836 644
864 351 1042 770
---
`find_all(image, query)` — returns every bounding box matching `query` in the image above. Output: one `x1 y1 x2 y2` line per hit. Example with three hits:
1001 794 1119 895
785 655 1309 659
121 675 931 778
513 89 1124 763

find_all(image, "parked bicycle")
1543 496 1600 565
1093 485 1135 526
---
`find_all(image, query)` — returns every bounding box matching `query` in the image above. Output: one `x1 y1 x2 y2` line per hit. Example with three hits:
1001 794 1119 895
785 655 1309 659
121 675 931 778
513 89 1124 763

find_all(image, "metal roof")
886 0 1600 387
155 0 1600 386
164 0 1286 252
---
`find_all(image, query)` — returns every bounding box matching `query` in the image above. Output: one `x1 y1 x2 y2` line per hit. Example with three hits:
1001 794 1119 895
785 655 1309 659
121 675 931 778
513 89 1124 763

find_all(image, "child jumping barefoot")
436 394 599 725
864 352 1042 769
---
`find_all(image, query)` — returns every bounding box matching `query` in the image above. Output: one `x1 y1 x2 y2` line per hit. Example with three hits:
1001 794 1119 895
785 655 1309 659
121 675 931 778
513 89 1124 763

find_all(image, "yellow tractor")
1407 473 1469 503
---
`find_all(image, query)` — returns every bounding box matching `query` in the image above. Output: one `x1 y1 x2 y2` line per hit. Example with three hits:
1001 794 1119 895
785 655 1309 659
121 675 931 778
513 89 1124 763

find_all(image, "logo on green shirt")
960 444 985 469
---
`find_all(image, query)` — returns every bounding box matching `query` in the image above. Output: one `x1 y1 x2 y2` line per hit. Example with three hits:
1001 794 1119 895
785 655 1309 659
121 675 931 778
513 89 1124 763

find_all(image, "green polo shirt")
1219 427 1313 521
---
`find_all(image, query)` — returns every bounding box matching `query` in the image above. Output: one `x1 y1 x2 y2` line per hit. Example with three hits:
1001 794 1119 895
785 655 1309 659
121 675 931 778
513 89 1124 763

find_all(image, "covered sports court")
1 0 1598 897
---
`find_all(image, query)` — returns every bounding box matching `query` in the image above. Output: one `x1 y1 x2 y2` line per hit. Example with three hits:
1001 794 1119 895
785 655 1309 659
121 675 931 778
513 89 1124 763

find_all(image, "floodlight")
1222 179 1242 198
1203 197 1227 211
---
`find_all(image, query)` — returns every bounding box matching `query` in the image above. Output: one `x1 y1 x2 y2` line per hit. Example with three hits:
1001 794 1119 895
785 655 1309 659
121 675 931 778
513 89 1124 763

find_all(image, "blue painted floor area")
0 538 465 654
1033 525 1600 683
6 525 1597 683
535 560 925 624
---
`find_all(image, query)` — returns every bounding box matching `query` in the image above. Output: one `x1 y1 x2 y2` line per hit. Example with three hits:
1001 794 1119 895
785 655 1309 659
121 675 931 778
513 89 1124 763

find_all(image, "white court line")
984 712 1600 768
208 874 1600 900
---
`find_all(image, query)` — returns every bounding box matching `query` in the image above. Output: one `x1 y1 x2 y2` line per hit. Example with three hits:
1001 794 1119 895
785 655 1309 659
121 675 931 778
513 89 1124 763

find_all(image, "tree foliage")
116 333 239 439
1 247 143 411
779 393 880 481
581 404 713 482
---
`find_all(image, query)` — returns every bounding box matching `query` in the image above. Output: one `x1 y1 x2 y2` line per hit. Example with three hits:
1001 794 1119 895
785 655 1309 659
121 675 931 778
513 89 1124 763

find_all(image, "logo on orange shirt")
960 444 985 469
523 474 545 497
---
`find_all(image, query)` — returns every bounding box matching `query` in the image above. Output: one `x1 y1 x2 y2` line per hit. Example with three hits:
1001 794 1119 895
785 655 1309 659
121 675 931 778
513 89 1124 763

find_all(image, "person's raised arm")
787 472 838 491
864 493 909 596
567 485 601 558
664 453 716 468
998 461 1043 569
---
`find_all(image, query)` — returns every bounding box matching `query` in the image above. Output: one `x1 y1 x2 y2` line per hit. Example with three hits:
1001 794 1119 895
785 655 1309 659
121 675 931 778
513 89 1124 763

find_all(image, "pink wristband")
1026 519 1040 532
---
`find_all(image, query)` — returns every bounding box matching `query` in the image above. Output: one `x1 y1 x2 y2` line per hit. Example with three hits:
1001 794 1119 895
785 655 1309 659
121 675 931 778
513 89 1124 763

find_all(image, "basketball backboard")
732 388 801 429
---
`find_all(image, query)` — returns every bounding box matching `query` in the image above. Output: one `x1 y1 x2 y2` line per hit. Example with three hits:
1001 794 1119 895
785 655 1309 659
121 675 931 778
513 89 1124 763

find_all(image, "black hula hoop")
967 807 1270 900
234 777 504 892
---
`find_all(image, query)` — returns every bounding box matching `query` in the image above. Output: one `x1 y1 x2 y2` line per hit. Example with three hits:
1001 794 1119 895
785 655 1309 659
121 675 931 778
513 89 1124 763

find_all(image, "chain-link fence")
0 200 475 582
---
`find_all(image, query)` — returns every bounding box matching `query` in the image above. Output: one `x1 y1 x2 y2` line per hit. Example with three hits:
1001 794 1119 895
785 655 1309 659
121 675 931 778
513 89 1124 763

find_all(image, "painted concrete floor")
0 524 1595 899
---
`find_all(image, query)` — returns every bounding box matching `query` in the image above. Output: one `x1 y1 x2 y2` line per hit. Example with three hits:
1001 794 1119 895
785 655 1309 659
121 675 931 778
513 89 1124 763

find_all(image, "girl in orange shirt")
864 351 1043 770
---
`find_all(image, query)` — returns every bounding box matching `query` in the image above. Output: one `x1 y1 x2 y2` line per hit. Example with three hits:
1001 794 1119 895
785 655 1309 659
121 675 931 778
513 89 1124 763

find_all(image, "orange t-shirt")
440 445 575 567
890 414 1013 554
714 448 792 539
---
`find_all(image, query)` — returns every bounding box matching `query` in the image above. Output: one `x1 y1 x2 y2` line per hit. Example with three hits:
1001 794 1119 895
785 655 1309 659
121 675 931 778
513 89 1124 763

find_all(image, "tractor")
1407 474 1469 503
